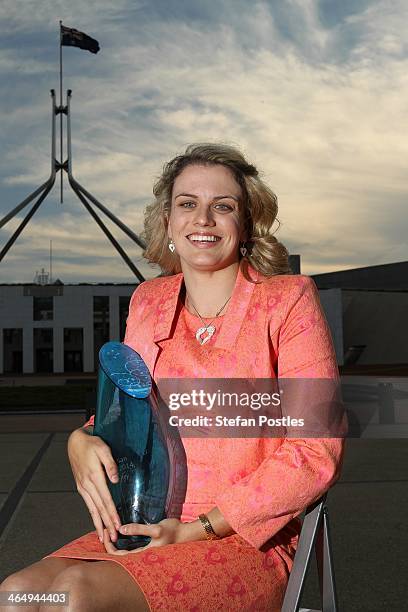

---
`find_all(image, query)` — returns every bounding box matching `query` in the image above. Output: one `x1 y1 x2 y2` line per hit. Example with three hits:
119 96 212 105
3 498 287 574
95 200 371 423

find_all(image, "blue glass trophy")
94 341 186 551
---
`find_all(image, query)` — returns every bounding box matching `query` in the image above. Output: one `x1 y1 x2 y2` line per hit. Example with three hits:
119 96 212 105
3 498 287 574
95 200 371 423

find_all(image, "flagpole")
50 239 53 282
59 20 63 204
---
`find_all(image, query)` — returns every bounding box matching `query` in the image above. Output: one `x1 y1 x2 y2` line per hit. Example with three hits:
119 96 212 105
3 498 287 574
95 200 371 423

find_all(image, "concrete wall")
319 288 344 366
342 290 408 364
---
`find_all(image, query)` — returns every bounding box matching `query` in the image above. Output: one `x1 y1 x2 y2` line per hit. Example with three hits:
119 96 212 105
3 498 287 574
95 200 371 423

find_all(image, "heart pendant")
196 325 216 345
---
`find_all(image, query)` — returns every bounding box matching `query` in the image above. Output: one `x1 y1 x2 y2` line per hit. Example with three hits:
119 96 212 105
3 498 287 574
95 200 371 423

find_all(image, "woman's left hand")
103 518 193 555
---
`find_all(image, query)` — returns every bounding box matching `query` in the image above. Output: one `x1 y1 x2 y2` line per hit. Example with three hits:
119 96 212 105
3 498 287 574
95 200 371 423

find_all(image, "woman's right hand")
67 428 122 543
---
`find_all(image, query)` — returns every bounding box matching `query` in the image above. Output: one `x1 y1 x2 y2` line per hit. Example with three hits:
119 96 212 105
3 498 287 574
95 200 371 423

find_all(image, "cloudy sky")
1 0 407 283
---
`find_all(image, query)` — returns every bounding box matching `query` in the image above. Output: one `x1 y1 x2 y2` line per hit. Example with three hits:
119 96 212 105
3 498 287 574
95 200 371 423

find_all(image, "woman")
0 144 345 611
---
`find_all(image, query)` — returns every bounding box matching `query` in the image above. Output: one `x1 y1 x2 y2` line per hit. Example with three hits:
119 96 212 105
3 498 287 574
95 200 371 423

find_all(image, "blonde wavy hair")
142 143 292 280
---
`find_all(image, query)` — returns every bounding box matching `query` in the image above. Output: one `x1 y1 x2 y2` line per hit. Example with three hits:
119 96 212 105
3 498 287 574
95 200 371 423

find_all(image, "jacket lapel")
214 264 259 350
153 273 184 343
147 264 258 373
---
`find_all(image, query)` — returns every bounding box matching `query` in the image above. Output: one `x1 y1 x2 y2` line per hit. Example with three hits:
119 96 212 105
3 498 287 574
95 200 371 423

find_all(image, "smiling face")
167 164 245 274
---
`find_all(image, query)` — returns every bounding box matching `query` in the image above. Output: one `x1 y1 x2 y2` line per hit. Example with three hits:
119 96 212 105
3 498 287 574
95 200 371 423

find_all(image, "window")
119 296 131 341
64 328 84 372
33 296 53 321
3 328 23 373
94 296 109 371
33 328 53 373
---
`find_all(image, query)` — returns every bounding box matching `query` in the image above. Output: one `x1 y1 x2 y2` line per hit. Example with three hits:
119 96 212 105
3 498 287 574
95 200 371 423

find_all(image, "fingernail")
112 475 119 482
99 535 103 542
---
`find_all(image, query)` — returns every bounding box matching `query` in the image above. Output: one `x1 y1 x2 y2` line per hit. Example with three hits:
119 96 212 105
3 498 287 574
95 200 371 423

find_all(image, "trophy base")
115 534 151 551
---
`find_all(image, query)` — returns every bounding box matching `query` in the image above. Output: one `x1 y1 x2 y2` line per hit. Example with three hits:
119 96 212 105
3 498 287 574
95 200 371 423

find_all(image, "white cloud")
1 0 407 282
347 1 408 62
0 0 147 33
0 53 54 76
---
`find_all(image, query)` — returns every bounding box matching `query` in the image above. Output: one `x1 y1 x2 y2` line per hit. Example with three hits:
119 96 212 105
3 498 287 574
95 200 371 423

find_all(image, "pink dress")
44 265 345 611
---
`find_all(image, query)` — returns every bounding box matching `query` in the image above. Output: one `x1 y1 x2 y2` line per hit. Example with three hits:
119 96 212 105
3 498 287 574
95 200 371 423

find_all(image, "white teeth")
188 235 220 242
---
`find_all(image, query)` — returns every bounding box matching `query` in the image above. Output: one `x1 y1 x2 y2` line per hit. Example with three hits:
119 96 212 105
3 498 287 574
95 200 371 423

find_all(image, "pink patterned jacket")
85 264 345 550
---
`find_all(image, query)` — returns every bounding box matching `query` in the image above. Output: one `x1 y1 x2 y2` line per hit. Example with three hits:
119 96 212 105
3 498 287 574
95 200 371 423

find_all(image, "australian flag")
61 25 100 54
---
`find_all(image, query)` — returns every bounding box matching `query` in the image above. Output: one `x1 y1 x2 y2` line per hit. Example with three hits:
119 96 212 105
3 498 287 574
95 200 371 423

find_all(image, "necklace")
186 294 231 345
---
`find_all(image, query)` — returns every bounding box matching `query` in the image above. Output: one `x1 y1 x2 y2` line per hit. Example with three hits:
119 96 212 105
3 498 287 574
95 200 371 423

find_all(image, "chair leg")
281 499 324 612
315 506 338 612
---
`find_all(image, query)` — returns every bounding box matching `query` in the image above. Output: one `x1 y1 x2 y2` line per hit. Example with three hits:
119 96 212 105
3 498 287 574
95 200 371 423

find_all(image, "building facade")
0 283 136 374
312 260 408 366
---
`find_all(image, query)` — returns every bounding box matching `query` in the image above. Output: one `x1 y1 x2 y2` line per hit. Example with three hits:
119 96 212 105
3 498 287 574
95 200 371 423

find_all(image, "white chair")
281 494 338 612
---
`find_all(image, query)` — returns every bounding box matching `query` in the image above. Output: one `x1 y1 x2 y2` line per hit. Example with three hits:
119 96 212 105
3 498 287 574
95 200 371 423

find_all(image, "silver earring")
168 239 176 253
240 243 247 257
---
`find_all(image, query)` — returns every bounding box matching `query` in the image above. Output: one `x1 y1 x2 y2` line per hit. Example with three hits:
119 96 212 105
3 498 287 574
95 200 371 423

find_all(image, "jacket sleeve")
82 285 143 429
215 276 346 549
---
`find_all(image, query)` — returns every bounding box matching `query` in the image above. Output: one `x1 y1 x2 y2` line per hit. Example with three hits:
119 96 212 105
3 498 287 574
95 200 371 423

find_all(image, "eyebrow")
174 193 239 202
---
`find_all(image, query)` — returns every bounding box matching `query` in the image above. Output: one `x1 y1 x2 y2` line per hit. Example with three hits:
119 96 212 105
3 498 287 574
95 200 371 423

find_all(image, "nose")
193 204 215 226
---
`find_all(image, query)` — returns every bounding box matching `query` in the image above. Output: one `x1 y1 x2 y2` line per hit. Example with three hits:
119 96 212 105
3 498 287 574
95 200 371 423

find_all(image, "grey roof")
312 260 408 291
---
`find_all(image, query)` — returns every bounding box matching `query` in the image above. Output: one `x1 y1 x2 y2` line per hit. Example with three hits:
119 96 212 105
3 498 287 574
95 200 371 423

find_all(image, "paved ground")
0 407 407 611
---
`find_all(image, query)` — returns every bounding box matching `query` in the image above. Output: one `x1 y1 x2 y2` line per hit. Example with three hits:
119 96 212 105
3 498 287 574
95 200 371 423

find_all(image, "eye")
179 201 196 208
213 202 234 212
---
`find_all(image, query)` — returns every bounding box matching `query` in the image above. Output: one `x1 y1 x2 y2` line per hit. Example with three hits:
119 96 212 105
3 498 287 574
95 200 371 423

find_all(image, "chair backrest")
281 494 338 612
